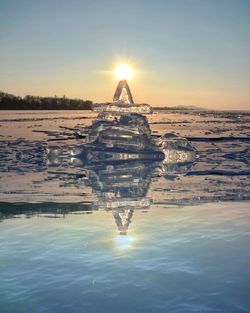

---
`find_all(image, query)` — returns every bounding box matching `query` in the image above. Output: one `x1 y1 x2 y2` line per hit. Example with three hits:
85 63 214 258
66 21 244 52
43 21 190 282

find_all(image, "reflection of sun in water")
115 64 133 80
115 235 134 250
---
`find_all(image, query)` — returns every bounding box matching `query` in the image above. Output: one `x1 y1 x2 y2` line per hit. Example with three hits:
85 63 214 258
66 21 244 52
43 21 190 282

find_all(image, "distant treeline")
0 91 92 110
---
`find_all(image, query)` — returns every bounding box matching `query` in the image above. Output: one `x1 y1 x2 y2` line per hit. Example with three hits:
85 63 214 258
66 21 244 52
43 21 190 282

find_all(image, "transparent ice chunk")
154 134 197 164
113 80 134 104
97 126 151 150
119 114 151 137
92 102 153 114
86 113 153 151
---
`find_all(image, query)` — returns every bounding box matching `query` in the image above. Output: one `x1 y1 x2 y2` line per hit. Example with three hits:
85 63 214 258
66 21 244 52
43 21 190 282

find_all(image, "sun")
115 64 133 80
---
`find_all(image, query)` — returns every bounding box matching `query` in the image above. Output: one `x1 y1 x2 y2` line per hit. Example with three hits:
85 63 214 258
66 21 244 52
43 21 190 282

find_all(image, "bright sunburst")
115 64 133 80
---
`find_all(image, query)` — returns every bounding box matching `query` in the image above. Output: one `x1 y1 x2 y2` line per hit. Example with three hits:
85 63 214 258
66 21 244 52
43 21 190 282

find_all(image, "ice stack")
81 79 196 164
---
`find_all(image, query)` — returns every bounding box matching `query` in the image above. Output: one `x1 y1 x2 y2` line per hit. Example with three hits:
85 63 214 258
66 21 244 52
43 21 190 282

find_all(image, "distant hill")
0 91 92 110
154 105 206 111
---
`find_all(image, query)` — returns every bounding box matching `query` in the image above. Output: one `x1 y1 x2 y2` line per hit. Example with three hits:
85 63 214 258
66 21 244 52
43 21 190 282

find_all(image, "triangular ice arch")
113 80 134 104
112 209 134 235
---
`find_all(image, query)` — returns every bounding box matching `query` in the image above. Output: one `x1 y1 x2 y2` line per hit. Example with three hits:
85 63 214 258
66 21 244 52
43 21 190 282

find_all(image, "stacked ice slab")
92 80 152 114
83 79 196 163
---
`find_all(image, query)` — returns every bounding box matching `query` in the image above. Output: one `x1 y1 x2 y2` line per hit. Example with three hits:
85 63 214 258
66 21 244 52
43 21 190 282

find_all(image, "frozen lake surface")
0 110 249 313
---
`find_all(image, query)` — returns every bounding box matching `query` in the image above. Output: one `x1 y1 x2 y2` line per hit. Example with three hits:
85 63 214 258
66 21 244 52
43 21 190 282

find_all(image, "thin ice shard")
113 80 134 104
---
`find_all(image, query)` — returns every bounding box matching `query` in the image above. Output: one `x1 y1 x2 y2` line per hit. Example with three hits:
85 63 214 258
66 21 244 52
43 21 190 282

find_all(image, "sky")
0 0 249 109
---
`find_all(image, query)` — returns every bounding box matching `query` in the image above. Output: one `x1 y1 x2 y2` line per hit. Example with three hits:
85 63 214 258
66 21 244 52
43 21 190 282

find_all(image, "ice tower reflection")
84 162 152 235
84 156 196 235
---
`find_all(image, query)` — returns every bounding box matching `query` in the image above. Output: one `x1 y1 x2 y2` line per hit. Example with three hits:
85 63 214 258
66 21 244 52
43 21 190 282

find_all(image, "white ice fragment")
92 103 152 114
155 134 196 164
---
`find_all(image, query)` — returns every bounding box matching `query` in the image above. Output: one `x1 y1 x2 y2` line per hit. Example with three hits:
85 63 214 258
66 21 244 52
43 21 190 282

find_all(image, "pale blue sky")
0 0 249 109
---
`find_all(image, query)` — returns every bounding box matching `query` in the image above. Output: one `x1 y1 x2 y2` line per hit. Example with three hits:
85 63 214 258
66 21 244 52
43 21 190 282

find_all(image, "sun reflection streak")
115 235 134 251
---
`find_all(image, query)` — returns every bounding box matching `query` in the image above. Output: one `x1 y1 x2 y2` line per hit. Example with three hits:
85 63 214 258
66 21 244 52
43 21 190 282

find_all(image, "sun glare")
115 64 133 80
115 235 134 250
